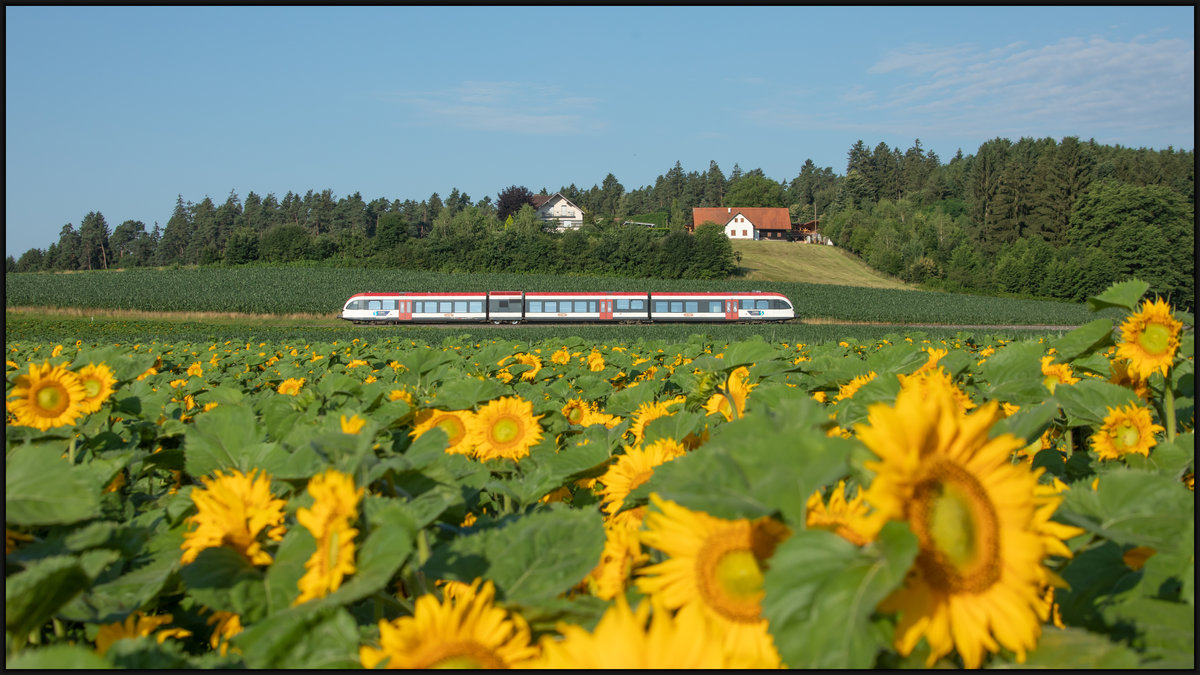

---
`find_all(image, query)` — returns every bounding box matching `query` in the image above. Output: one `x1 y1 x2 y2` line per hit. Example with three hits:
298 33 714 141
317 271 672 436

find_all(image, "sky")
5 5 1194 257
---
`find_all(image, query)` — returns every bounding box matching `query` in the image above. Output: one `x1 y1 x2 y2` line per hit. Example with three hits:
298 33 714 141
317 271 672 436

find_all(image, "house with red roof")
691 206 794 240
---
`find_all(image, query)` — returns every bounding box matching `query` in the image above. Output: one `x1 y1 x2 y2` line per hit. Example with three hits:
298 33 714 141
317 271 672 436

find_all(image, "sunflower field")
4 279 1194 669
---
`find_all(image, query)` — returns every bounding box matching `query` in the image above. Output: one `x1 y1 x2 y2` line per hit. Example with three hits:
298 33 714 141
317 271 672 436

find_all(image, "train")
339 290 795 325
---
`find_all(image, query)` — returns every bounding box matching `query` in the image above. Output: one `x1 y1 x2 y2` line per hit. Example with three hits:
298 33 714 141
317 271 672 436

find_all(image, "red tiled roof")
692 207 792 230
531 194 552 208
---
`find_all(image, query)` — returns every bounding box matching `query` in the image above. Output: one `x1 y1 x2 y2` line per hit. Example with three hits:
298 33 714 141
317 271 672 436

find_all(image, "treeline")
7 137 1193 307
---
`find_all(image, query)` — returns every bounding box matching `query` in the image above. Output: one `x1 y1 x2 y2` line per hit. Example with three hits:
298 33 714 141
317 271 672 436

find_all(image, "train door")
399 299 412 321
600 299 613 320
725 298 738 321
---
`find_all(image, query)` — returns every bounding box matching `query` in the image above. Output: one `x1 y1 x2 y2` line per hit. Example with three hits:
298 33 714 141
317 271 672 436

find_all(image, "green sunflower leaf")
5 443 100 526
4 555 92 638
762 522 918 668
421 505 605 607
1010 627 1141 668
1087 279 1150 314
1053 378 1140 428
232 606 360 669
5 644 113 669
1051 318 1115 362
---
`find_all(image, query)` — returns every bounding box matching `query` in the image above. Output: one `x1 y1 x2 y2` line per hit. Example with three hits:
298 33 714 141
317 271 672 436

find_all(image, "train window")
740 299 754 309
773 300 790 309
469 301 482 313
452 301 465 312
615 299 629 311
368 300 382 310
588 301 598 313
670 301 683 313
654 301 668 313
709 300 723 313
439 301 452 313
384 300 397 310
630 299 645 311
685 301 698 313
346 300 362 310
575 301 588 313
756 300 769 309
528 301 542 313
545 301 557 313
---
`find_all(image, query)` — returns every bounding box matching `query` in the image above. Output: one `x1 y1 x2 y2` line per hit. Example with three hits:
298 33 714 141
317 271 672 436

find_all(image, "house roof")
530 192 582 212
692 207 792 231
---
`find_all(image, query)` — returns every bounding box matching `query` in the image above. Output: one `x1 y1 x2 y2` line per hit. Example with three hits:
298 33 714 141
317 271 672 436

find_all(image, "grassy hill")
731 240 911 289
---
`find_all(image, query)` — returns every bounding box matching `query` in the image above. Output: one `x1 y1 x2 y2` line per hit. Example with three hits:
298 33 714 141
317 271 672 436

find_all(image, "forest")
6 136 1194 309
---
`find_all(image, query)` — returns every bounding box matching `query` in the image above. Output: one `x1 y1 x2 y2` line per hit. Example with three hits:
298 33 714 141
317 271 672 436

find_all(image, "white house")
691 207 793 240
531 193 584 230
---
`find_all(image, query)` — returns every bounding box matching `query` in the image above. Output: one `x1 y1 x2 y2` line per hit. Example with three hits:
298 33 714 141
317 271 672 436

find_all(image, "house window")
742 229 748 237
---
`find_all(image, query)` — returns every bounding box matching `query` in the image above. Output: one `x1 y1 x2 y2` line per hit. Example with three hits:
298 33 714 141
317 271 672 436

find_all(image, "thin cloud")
751 35 1193 148
871 36 1193 140
387 80 607 135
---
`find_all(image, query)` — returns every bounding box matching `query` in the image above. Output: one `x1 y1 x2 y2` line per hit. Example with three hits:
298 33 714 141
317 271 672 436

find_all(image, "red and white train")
340 290 794 324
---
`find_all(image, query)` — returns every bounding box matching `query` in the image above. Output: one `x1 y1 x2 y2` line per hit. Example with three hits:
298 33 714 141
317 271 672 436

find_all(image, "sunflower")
805 480 880 547
340 413 367 435
628 395 686 445
836 371 877 401
582 524 650 600
276 377 305 396
597 438 687 530
1109 357 1152 401
915 347 949 374
94 611 192 655
388 388 416 405
180 468 287 566
1040 355 1079 394
561 398 590 425
187 361 204 377
897 366 975 412
469 396 544 462
1089 403 1164 461
512 352 543 381
857 380 1078 668
636 494 788 667
75 362 117 414
532 597 733 668
551 347 572 365
6 360 87 431
1116 297 1183 381
586 350 606 372
359 578 538 668
580 408 623 429
702 366 755 422
410 408 475 456
206 610 244 656
295 469 364 604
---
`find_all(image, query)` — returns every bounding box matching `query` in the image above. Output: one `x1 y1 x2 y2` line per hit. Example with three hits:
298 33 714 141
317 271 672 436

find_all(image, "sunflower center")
34 382 70 416
82 377 102 398
490 416 521 445
910 460 1001 594
1136 322 1171 356
419 641 505 669
1114 423 1140 450
696 528 764 623
567 406 585 424
436 416 466 445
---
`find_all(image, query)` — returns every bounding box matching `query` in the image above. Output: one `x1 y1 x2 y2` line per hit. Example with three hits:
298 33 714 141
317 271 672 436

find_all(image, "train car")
522 292 650 322
487 291 524 324
340 289 793 324
647 291 794 322
340 292 488 324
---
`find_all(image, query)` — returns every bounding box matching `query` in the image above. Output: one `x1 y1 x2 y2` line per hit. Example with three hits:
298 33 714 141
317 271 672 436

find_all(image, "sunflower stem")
68 436 77 465
1163 385 1176 444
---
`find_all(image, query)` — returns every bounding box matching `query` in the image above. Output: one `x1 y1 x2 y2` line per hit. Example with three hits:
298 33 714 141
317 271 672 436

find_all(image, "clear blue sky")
5 5 1194 257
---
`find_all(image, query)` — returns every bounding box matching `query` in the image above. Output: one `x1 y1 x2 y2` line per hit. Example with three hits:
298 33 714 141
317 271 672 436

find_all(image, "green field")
5 266 1117 327
732 239 911 289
